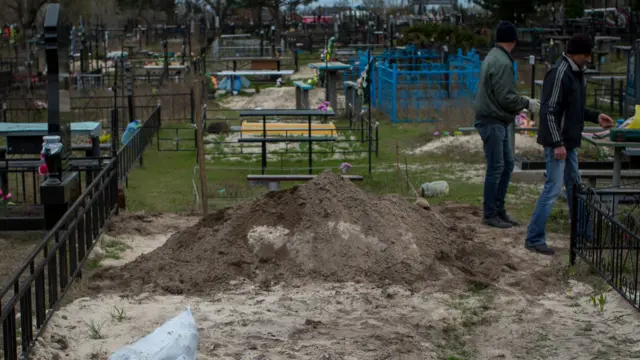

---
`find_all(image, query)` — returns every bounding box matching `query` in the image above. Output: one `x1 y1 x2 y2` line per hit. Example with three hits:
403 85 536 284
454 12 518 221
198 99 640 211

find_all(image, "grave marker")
625 39 640 117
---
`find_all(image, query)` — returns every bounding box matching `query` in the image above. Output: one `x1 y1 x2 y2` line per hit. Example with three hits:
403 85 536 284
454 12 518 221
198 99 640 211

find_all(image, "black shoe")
483 217 512 229
525 244 555 255
498 212 520 226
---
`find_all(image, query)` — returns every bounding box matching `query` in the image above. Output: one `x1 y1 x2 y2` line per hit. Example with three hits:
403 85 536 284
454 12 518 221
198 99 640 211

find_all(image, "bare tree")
3 0 49 30
361 0 385 11
333 0 352 8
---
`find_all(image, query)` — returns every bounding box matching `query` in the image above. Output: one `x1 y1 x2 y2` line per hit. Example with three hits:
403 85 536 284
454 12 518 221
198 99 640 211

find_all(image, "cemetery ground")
23 103 640 360
5 56 640 359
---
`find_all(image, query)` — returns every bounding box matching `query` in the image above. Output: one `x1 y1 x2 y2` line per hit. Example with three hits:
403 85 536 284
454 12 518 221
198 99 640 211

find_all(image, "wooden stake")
195 81 208 216
396 140 400 184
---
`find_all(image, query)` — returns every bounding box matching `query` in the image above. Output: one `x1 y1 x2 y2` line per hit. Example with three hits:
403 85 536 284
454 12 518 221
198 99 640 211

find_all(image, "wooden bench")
294 81 313 109
613 45 631 60
248 174 364 191
72 143 113 156
238 137 335 143
580 169 640 187
512 168 640 185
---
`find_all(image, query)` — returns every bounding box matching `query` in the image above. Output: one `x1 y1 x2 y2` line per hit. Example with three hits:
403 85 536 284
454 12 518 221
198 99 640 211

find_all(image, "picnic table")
239 109 336 174
582 135 640 187
213 70 294 77
0 122 103 156
308 62 351 111
143 65 186 71
613 45 632 60
219 56 282 71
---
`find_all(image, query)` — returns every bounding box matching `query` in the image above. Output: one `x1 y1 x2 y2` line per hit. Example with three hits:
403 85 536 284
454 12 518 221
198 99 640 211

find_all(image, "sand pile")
91 172 552 295
409 134 541 155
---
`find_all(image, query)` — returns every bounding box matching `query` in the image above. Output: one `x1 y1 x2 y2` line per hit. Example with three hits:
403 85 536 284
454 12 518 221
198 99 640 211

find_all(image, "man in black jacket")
526 34 614 255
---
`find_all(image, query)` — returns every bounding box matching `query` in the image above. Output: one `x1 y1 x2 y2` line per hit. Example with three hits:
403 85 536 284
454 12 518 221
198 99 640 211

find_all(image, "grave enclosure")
1 5 163 356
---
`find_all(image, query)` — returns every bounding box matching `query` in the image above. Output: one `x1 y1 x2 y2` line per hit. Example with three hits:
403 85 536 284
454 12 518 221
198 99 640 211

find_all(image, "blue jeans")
526 147 582 246
476 123 514 219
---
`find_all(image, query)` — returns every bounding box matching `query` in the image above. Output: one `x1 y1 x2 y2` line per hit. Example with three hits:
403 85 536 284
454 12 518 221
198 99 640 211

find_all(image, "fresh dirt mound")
91 172 562 295
104 212 197 237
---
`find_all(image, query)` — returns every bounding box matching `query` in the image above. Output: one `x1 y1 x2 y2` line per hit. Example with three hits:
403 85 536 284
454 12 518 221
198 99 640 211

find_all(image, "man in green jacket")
474 21 541 228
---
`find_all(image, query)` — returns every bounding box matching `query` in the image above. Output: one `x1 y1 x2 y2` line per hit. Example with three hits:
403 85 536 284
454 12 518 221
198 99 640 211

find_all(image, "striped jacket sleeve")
540 62 568 148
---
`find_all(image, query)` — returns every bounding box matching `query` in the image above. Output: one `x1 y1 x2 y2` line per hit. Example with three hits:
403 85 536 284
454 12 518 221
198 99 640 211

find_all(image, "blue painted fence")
345 47 482 123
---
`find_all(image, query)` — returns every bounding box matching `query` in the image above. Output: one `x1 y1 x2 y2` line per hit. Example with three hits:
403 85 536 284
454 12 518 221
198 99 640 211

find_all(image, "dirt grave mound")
91 172 560 295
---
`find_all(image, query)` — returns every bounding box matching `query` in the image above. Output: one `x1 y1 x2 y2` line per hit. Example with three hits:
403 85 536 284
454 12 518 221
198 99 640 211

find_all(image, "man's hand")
554 146 567 160
598 113 614 129
526 98 541 113
553 146 567 160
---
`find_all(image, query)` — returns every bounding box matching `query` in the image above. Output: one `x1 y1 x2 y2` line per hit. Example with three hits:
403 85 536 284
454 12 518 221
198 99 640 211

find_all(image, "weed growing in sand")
230 306 249 327
589 293 608 312
85 319 106 340
101 239 131 260
110 306 127 322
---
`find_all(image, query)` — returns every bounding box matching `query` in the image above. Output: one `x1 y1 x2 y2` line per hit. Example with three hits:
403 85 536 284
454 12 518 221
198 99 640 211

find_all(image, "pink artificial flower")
38 164 48 176
3 193 11 201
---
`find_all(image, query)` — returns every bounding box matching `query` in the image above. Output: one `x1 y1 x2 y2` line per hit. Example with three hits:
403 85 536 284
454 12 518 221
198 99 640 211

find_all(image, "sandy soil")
218 87 345 110
291 66 316 80
30 211 640 360
409 134 542 156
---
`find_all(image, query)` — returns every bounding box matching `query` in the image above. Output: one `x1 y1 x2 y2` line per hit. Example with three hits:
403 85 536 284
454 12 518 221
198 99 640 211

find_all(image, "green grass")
122 111 577 236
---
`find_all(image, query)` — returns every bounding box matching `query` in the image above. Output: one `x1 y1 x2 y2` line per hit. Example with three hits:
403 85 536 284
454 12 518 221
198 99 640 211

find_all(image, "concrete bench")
294 81 313 109
248 174 364 191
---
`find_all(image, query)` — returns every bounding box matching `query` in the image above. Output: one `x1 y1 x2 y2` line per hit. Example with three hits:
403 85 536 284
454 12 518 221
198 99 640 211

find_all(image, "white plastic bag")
109 307 198 360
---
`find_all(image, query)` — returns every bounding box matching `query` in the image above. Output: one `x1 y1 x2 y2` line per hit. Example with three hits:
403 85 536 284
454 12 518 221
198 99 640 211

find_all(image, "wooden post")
195 82 208 215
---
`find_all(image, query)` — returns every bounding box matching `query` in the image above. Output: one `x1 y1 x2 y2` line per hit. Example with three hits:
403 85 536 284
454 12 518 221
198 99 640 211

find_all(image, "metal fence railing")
0 105 161 360
570 183 640 311
351 48 481 123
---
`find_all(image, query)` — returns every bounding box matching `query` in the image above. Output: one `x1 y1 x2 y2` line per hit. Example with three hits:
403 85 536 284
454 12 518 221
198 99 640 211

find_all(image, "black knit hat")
567 34 594 55
495 21 518 43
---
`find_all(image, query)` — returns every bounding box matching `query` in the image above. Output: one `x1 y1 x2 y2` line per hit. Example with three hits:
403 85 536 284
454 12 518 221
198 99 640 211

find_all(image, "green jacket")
474 46 529 126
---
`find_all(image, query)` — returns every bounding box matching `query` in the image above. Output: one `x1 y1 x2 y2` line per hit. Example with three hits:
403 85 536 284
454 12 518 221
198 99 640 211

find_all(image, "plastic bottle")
421 181 449 197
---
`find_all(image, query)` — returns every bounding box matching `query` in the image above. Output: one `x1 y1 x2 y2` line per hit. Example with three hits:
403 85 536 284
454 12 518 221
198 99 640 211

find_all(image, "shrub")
400 24 490 51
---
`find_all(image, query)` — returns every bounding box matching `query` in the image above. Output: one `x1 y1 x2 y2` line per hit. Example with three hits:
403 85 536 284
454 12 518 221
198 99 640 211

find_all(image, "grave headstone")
625 39 640 117
41 3 80 230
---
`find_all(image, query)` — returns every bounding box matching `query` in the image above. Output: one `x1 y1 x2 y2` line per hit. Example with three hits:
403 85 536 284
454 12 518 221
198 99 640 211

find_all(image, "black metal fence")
570 183 640 311
0 105 161 359
2 91 191 128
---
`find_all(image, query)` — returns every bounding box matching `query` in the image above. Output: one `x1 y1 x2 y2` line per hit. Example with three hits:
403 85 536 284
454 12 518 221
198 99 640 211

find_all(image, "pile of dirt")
91 172 560 295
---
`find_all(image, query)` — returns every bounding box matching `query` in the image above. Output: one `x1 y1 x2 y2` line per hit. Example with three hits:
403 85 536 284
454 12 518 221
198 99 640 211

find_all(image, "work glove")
523 96 541 113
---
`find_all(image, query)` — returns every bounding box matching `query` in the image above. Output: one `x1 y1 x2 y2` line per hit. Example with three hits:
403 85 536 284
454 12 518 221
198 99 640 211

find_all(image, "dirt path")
30 202 640 360
31 279 640 360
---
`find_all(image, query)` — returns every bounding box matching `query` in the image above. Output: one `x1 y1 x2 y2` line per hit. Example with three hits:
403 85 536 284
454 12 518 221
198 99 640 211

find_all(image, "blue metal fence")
346 48 481 123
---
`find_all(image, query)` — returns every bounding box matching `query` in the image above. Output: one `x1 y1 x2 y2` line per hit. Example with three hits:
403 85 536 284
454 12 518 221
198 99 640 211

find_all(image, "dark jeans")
476 123 514 219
